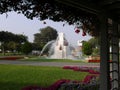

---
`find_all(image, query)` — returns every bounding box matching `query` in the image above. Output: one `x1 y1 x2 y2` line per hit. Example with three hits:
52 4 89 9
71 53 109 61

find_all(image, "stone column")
100 16 110 90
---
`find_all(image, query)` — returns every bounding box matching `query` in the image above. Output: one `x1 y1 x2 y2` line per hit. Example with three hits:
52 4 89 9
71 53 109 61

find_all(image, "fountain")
50 32 71 59
40 32 80 59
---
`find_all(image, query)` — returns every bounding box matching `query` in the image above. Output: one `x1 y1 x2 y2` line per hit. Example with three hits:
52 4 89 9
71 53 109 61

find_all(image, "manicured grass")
0 55 85 63
0 64 88 90
23 57 84 63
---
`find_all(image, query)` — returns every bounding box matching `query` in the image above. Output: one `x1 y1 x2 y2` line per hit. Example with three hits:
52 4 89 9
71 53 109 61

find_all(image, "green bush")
92 48 100 56
21 42 32 55
82 42 93 56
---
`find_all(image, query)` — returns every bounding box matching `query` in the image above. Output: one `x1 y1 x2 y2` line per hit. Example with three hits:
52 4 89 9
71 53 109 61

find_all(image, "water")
40 32 82 60
40 40 55 56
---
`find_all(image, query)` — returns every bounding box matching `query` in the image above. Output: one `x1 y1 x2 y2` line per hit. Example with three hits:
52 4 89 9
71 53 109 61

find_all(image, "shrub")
21 42 32 55
82 41 93 56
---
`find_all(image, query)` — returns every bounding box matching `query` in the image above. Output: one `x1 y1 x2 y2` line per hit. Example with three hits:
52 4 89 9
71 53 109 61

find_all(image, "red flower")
82 31 86 36
75 28 80 34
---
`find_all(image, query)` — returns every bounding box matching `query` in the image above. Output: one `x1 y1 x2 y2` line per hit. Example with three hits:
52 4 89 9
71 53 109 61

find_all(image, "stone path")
0 60 100 67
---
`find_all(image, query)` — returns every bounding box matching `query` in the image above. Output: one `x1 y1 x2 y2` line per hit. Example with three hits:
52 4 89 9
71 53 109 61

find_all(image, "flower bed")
88 59 100 63
22 66 100 90
62 66 100 89
22 79 71 90
0 56 24 60
22 75 99 90
88 59 112 63
63 65 100 75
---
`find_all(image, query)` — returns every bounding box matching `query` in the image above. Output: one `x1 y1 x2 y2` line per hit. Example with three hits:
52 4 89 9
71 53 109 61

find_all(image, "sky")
0 12 92 46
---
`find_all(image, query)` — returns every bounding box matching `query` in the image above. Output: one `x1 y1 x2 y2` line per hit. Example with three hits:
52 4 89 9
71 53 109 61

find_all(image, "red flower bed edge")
0 56 24 60
88 60 112 63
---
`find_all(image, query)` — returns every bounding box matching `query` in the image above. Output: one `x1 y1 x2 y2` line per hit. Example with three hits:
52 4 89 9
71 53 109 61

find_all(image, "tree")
88 37 100 55
21 42 32 55
0 31 28 54
0 0 99 36
6 41 19 52
32 43 42 50
0 31 28 43
40 26 58 41
0 31 14 42
0 31 15 54
15 34 28 44
34 26 58 50
88 37 100 48
82 41 93 56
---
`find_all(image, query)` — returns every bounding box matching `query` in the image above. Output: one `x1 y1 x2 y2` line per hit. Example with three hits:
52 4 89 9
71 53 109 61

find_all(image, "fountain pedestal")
52 33 70 59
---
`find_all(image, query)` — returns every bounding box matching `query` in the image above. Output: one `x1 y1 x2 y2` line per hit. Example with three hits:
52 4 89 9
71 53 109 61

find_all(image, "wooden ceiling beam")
55 0 120 24
104 2 120 10
100 0 120 5
55 0 101 15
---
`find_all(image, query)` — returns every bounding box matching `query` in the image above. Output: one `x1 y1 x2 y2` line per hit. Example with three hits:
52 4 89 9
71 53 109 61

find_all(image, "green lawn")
0 64 88 90
22 57 85 63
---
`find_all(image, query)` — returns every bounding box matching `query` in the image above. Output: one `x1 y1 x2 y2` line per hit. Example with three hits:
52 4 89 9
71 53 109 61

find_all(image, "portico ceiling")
55 0 120 23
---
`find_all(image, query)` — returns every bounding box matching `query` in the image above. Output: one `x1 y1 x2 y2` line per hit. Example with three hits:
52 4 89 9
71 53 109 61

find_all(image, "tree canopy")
0 31 28 54
88 37 100 48
34 26 58 50
82 41 93 56
21 41 32 55
0 31 27 43
0 0 99 36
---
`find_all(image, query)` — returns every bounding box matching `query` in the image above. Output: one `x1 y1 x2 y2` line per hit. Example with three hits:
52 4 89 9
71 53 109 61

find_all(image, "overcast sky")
0 12 92 46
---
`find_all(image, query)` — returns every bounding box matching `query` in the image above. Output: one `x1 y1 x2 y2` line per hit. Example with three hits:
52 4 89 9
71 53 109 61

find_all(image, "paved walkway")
0 60 100 67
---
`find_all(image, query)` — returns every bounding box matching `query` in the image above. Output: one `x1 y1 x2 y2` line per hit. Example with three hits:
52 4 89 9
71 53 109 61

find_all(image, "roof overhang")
55 0 120 23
